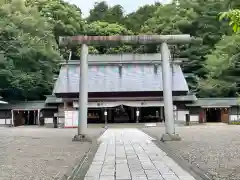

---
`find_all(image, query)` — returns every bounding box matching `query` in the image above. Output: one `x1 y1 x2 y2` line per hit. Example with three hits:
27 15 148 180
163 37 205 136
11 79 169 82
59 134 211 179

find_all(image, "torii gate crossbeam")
59 35 192 141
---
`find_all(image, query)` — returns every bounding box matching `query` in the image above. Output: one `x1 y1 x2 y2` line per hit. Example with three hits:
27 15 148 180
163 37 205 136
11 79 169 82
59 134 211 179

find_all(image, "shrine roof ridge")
60 53 187 65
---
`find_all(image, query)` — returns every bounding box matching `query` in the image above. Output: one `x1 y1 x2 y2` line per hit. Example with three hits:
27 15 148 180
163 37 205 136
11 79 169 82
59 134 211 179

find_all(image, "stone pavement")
84 128 196 180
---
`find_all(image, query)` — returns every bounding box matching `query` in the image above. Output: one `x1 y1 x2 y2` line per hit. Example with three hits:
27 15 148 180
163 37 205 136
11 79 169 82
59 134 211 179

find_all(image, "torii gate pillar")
73 44 89 141
161 42 181 141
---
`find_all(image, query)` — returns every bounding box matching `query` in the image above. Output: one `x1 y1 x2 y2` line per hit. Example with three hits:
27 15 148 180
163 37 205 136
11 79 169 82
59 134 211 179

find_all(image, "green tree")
198 35 240 97
142 0 233 94
220 9 240 32
83 21 133 54
26 0 84 59
26 0 84 38
124 3 161 33
0 0 61 100
105 5 125 24
87 1 125 25
87 1 109 23
199 5 240 97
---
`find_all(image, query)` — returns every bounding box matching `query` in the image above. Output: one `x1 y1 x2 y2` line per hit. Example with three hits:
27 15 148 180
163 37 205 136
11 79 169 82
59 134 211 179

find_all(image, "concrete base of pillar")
161 133 181 142
72 134 92 142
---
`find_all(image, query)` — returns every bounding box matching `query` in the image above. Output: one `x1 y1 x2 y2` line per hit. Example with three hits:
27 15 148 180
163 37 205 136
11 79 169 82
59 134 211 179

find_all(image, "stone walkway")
84 128 196 180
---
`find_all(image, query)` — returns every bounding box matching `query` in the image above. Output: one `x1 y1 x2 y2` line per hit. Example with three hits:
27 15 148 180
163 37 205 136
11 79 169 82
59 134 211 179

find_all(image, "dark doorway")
13 110 38 126
141 107 162 123
113 105 130 123
88 109 101 123
23 111 36 125
206 108 221 122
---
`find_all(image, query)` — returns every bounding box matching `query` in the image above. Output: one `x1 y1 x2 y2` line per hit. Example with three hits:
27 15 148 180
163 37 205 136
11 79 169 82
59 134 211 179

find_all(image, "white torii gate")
59 35 192 141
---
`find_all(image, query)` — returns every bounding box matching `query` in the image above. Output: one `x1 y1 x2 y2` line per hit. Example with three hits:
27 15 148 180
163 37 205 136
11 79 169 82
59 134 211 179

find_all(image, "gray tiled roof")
61 54 186 65
0 101 57 110
186 98 239 107
45 95 63 104
53 54 189 94
53 64 189 94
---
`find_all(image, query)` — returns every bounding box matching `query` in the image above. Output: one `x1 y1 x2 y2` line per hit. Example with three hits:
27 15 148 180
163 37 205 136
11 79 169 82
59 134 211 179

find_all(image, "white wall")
64 111 78 128
176 110 199 123
190 115 199 123
177 110 189 122
0 119 6 125
230 115 240 122
0 119 11 125
44 118 53 124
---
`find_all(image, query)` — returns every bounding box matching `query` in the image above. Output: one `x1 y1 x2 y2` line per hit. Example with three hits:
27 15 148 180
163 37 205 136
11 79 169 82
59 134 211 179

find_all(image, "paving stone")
116 177 131 180
85 171 101 177
84 177 99 180
145 169 162 179
161 174 180 180
99 176 114 180
101 171 115 176
85 128 196 180
131 174 148 180
178 176 196 180
92 161 104 165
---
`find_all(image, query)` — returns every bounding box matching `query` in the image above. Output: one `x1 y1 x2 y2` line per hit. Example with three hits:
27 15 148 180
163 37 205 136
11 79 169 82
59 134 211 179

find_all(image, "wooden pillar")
108 108 112 123
136 108 140 123
104 108 107 128
63 102 68 127
11 110 14 126
27 111 30 125
156 110 160 122
238 106 240 120
4 111 6 125
37 109 40 125
199 111 204 123
131 107 135 122
101 108 104 123
64 102 68 110
33 110 36 125
160 107 163 122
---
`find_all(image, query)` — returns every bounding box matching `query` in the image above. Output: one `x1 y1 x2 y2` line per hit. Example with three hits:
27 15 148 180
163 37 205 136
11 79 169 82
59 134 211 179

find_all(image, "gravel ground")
0 126 104 180
142 124 240 180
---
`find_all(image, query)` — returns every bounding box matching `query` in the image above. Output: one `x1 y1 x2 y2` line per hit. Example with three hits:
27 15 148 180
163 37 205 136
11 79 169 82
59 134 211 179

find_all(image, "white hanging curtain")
73 101 165 108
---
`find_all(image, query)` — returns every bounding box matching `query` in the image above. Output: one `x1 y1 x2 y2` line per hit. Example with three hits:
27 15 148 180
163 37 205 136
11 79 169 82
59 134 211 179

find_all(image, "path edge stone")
61 129 106 180
141 128 212 180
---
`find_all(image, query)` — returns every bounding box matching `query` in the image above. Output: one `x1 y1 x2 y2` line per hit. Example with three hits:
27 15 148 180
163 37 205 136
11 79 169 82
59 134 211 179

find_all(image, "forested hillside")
0 0 240 100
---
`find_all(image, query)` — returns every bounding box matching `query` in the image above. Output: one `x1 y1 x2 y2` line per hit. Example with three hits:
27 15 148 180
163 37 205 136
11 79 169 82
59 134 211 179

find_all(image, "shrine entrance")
205 108 229 123
13 110 39 126
113 105 131 123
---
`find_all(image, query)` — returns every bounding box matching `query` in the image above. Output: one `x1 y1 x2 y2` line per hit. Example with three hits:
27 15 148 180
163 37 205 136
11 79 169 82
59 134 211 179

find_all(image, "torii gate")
59 35 192 141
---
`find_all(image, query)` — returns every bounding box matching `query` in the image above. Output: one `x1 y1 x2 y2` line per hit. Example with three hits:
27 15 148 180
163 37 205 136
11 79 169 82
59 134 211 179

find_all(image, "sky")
65 0 171 17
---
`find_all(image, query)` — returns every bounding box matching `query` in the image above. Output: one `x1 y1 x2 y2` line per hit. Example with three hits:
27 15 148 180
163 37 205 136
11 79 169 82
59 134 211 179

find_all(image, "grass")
229 121 240 125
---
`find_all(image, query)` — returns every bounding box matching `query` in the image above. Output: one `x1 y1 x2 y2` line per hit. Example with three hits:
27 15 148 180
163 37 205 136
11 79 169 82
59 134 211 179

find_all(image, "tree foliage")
87 2 125 25
124 3 161 33
83 21 133 54
26 0 84 59
220 9 240 33
0 0 61 100
1 0 240 100
26 0 84 38
198 35 240 97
